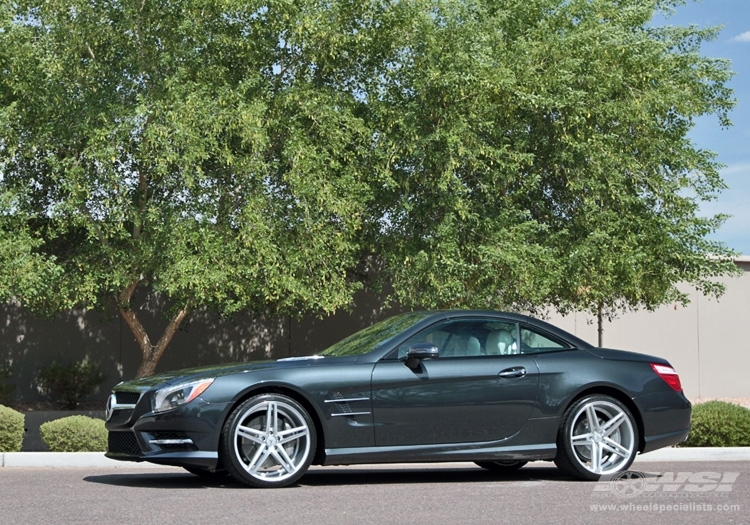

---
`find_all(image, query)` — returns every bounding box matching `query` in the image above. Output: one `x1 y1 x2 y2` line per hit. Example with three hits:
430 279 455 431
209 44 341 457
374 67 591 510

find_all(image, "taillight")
651 363 682 392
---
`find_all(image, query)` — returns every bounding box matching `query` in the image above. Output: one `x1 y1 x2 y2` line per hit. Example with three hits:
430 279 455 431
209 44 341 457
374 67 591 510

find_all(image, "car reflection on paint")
105 310 691 487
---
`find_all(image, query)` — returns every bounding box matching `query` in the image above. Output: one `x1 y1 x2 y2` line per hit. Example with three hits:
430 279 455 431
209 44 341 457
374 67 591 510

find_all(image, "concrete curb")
1 447 749 468
633 447 750 463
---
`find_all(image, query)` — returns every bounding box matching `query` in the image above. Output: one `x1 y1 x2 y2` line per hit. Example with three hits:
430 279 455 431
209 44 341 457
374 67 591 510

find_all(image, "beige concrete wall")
546 259 750 399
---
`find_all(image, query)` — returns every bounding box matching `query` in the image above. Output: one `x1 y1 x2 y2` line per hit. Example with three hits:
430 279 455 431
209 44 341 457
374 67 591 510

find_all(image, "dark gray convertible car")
105 310 691 487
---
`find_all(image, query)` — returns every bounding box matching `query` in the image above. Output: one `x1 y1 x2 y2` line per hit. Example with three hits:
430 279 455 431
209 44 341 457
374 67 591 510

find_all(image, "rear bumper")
633 390 691 452
641 428 690 454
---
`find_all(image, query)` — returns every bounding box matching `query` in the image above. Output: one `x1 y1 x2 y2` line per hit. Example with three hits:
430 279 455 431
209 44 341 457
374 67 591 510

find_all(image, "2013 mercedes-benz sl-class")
105 310 691 487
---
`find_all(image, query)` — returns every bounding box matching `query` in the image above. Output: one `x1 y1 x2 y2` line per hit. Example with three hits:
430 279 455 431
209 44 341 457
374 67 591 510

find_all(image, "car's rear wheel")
221 393 316 488
474 460 528 473
554 395 639 481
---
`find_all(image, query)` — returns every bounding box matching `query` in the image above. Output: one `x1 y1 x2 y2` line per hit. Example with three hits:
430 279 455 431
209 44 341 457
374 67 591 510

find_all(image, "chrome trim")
331 412 372 417
324 397 370 404
105 394 138 421
277 355 325 362
149 438 194 445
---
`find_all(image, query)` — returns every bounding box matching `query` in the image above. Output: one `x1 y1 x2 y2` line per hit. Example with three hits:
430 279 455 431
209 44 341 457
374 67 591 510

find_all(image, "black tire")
554 395 639 481
221 393 316 488
183 466 230 481
474 460 528 473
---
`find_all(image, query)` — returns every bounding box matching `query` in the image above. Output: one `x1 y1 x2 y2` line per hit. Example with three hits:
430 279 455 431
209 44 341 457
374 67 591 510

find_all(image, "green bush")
0 404 25 452
37 360 105 409
39 415 107 452
681 401 750 447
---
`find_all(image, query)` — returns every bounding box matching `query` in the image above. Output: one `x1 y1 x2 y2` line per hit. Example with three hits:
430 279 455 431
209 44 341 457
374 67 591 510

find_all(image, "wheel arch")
563 385 646 453
222 384 328 465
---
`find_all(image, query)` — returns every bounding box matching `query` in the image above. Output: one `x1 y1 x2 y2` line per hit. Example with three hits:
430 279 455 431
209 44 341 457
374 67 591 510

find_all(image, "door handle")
498 367 527 378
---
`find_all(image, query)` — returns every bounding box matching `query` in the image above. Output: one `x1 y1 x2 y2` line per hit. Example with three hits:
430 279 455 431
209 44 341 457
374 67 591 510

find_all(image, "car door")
370 318 540 447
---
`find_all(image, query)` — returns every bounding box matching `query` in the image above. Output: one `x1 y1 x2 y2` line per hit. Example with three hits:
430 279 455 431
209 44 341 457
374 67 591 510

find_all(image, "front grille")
107 409 134 426
108 432 142 455
115 392 141 405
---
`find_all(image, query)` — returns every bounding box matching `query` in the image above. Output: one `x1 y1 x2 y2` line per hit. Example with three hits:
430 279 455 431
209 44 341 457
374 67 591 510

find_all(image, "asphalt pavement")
2 459 749 525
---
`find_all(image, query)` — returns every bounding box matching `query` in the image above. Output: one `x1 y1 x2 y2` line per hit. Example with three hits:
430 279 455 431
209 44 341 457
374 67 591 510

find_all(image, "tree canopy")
0 0 739 376
365 0 739 317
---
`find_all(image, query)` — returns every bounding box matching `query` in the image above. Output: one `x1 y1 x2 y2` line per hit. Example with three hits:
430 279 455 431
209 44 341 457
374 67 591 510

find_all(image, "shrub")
681 401 750 447
37 360 105 409
39 415 107 452
0 404 25 452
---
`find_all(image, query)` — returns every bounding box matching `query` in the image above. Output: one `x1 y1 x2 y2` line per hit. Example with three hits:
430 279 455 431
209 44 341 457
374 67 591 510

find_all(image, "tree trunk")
597 301 604 348
117 279 190 378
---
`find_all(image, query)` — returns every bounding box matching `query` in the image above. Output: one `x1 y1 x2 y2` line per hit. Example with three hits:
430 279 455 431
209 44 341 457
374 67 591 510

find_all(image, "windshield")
320 312 433 357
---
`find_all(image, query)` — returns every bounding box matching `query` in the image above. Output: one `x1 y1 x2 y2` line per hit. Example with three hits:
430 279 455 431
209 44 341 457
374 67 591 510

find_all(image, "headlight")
153 378 215 413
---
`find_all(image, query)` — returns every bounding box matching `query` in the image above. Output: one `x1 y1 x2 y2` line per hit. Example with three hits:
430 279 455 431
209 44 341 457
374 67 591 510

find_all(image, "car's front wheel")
554 395 639 480
221 393 316 488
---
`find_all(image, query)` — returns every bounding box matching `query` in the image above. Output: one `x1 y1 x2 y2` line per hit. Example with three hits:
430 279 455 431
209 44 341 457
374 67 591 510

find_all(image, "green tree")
0 0 409 376
0 0 739 378
512 0 740 343
362 0 739 341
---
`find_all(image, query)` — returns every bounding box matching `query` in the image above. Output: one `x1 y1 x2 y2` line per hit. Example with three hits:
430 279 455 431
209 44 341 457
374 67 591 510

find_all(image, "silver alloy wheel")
567 398 636 476
229 397 313 485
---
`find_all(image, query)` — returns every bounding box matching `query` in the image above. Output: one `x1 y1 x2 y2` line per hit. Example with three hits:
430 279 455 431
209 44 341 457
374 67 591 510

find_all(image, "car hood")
113 355 338 390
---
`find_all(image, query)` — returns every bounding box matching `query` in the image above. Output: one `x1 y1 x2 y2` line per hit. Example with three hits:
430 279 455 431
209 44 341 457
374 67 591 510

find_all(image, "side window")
397 320 518 358
484 323 518 355
520 327 571 354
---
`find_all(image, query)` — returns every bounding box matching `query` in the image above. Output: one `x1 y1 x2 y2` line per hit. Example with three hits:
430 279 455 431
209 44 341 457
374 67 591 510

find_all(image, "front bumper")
105 390 229 470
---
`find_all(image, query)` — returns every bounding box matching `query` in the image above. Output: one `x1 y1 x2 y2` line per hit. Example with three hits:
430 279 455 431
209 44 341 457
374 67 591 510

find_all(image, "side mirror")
405 343 439 369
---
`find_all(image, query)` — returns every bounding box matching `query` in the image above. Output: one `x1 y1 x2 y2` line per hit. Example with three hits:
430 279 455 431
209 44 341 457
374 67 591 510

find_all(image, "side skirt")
322 442 556 466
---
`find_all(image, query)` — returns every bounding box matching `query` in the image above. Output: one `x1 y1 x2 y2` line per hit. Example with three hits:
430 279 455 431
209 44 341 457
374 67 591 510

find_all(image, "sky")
653 0 750 255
